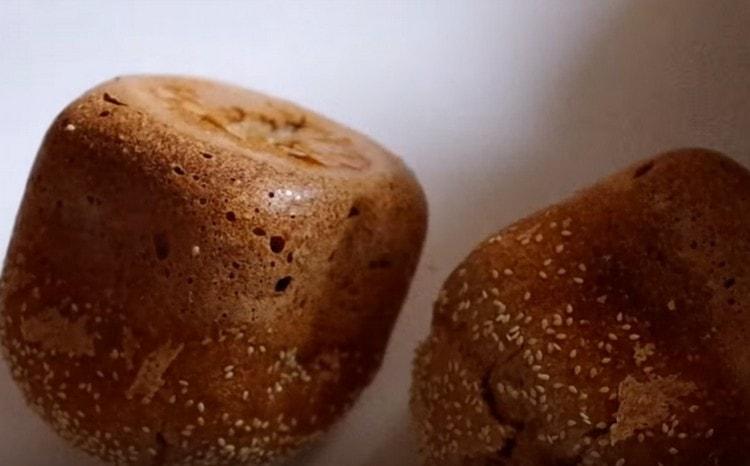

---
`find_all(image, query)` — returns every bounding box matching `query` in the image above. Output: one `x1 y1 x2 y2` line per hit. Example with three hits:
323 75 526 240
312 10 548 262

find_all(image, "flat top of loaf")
74 75 395 176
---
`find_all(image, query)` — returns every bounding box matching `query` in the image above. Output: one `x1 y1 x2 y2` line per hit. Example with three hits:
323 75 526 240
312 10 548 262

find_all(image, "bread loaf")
411 149 749 465
0 75 427 465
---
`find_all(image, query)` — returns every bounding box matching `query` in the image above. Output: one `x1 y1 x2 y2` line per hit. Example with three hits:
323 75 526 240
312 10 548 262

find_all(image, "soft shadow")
360 409 417 466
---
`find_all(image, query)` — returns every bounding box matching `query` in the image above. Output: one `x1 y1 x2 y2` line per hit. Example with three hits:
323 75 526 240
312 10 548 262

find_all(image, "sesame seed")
667 299 676 311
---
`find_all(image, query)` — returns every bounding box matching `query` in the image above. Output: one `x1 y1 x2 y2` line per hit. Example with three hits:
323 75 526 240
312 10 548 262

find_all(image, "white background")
1 1 750 465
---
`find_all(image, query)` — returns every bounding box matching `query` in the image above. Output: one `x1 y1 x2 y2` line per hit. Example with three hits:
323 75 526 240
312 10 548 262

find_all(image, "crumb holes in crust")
633 161 655 178
270 236 285 253
348 206 360 218
286 252 293 263
274 276 292 292
99 110 111 117
199 198 208 205
225 211 237 222
268 192 275 198
201 152 214 159
153 233 170 260
172 165 186 175
724 277 736 288
252 227 266 236
102 92 127 106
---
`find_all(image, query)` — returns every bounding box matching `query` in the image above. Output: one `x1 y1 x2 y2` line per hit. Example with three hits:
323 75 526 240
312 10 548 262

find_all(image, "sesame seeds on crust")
412 149 750 465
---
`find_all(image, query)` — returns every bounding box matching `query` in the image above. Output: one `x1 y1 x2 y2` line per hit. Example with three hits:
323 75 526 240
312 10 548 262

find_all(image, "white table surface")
2 1 750 465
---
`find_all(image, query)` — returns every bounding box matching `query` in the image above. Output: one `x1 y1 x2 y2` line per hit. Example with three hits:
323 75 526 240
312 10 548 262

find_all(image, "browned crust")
0 75 427 465
411 149 750 465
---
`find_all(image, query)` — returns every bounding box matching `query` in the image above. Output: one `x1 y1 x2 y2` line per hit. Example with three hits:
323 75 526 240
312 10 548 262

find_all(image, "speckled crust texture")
411 149 750 466
0 76 427 465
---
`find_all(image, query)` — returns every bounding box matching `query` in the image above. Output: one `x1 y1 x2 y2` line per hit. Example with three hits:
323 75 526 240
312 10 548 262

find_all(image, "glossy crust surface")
0 75 427 465
411 149 750 465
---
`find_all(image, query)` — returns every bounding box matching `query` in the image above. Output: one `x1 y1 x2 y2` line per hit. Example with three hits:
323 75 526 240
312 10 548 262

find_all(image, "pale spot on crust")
633 342 655 366
20 308 95 357
126 341 184 403
610 374 696 444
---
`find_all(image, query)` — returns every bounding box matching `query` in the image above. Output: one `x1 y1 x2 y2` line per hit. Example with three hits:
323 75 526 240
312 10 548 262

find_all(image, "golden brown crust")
0 75 427 465
411 149 750 465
